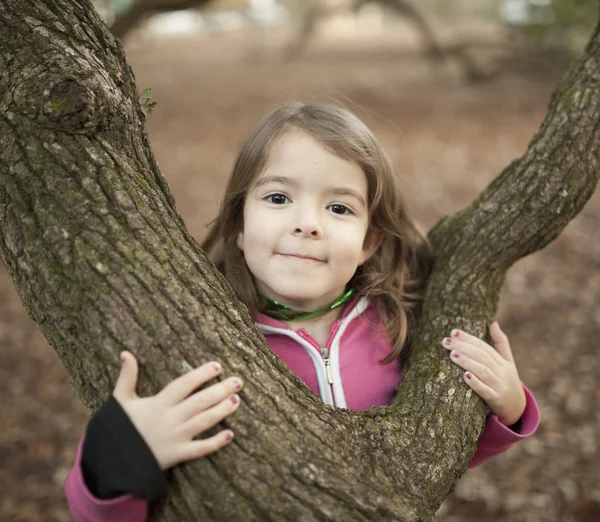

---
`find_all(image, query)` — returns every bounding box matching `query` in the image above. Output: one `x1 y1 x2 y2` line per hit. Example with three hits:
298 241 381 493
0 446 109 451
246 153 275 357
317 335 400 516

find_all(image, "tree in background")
93 0 217 38
500 0 597 52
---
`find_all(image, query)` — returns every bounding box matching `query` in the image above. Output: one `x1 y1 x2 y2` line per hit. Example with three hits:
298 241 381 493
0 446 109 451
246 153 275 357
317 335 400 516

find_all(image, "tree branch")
110 0 214 40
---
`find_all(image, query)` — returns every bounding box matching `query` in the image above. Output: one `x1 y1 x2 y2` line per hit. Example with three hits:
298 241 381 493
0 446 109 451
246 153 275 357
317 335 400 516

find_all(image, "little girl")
65 102 540 521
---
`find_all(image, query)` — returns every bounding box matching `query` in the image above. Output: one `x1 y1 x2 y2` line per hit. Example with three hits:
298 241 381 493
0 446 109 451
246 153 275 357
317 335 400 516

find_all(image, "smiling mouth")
278 254 323 262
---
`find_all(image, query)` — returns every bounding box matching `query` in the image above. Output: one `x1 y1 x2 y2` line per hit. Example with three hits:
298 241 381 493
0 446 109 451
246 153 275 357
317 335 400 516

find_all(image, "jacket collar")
255 295 371 332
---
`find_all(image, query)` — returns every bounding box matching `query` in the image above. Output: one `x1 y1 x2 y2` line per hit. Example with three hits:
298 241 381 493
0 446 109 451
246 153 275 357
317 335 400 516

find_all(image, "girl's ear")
236 231 244 251
359 228 384 265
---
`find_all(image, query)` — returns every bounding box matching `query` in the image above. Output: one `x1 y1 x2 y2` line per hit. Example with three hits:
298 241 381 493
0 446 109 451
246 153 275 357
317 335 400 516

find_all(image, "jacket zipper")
255 297 370 409
321 348 334 384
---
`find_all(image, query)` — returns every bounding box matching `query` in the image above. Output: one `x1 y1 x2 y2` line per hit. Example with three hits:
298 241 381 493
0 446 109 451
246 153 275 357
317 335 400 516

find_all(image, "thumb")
113 351 139 402
490 321 513 362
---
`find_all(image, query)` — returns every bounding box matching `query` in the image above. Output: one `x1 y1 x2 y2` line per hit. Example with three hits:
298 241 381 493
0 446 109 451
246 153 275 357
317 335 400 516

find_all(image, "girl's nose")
293 212 323 238
291 201 323 238
293 223 323 238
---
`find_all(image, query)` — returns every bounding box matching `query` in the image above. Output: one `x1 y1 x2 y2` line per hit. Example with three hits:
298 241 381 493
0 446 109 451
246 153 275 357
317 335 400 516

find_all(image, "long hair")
201 102 433 364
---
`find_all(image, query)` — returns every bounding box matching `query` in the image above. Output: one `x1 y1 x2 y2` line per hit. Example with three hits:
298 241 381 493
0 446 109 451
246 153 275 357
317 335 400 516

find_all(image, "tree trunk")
0 1 598 520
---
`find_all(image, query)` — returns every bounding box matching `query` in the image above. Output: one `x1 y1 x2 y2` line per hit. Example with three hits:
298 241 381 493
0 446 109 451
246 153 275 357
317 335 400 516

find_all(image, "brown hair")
201 102 433 364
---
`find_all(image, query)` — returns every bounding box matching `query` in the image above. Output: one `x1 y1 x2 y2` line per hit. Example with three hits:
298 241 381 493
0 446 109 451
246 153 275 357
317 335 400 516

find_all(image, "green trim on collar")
258 288 355 322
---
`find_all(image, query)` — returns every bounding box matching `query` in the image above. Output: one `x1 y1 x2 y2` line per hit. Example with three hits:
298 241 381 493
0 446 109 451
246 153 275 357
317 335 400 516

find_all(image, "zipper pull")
321 348 334 384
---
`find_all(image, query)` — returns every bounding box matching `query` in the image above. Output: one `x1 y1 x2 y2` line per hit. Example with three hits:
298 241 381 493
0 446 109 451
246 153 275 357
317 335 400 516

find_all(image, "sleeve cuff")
469 383 540 468
64 437 149 522
81 395 169 501
485 384 540 442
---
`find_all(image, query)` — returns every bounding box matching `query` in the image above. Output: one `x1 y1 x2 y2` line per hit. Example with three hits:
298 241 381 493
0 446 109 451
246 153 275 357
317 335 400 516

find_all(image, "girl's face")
237 131 380 312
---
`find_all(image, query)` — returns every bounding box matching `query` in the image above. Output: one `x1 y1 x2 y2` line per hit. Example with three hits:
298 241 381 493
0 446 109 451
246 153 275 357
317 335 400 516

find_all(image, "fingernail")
465 372 472 380
443 338 452 346
120 354 126 365
452 351 460 358
234 379 242 390
230 395 239 404
213 363 221 373
225 431 234 441
452 329 460 337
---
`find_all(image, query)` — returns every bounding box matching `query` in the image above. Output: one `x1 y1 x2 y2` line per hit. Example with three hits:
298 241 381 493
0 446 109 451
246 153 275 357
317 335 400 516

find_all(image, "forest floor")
1 26 599 522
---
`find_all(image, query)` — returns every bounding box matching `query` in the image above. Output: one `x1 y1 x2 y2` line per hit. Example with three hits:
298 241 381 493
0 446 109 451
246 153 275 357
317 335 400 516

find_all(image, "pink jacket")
65 296 540 521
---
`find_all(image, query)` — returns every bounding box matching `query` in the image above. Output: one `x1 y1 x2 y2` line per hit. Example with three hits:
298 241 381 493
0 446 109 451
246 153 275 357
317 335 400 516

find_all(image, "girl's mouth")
279 253 323 262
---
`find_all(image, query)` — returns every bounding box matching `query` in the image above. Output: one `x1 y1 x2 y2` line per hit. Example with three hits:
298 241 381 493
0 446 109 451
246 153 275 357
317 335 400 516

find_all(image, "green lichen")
50 95 67 112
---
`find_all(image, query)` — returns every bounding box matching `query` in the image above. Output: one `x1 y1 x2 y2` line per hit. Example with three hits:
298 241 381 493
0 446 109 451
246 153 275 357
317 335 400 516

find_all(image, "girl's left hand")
441 321 526 427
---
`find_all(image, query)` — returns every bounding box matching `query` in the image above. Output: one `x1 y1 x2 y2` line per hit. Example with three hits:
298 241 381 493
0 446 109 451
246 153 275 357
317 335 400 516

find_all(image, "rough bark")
0 1 598 520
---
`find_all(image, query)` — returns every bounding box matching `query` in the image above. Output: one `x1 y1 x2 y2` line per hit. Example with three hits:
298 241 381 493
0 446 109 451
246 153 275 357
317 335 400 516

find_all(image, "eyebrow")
253 175 367 207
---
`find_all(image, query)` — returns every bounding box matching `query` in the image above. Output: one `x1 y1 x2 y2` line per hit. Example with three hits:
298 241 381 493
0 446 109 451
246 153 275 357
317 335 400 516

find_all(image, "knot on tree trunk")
44 78 100 135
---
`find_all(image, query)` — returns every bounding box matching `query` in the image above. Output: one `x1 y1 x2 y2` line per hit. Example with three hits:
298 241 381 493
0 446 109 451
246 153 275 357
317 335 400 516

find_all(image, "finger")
447 329 504 365
179 430 234 464
181 394 241 439
442 337 500 369
490 321 514 363
174 377 243 421
159 361 222 405
463 371 499 405
448 350 500 387
113 351 139 402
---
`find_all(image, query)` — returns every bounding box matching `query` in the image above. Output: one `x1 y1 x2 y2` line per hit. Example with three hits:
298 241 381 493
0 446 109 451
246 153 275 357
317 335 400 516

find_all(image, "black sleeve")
81 395 169 501
508 417 523 433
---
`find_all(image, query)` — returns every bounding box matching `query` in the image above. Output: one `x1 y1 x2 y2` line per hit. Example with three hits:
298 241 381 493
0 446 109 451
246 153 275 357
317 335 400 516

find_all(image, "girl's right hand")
113 351 242 471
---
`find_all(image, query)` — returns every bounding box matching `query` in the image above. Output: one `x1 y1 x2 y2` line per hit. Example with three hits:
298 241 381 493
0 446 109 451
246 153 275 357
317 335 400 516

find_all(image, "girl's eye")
328 204 353 215
265 193 289 204
264 195 353 215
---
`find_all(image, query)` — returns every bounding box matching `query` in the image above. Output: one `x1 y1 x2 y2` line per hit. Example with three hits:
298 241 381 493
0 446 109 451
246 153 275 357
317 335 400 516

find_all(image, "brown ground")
1 29 599 522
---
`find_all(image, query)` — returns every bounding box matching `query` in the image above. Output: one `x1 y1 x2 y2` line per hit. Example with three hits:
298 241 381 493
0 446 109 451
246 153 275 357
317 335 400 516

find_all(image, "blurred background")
1 0 599 520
